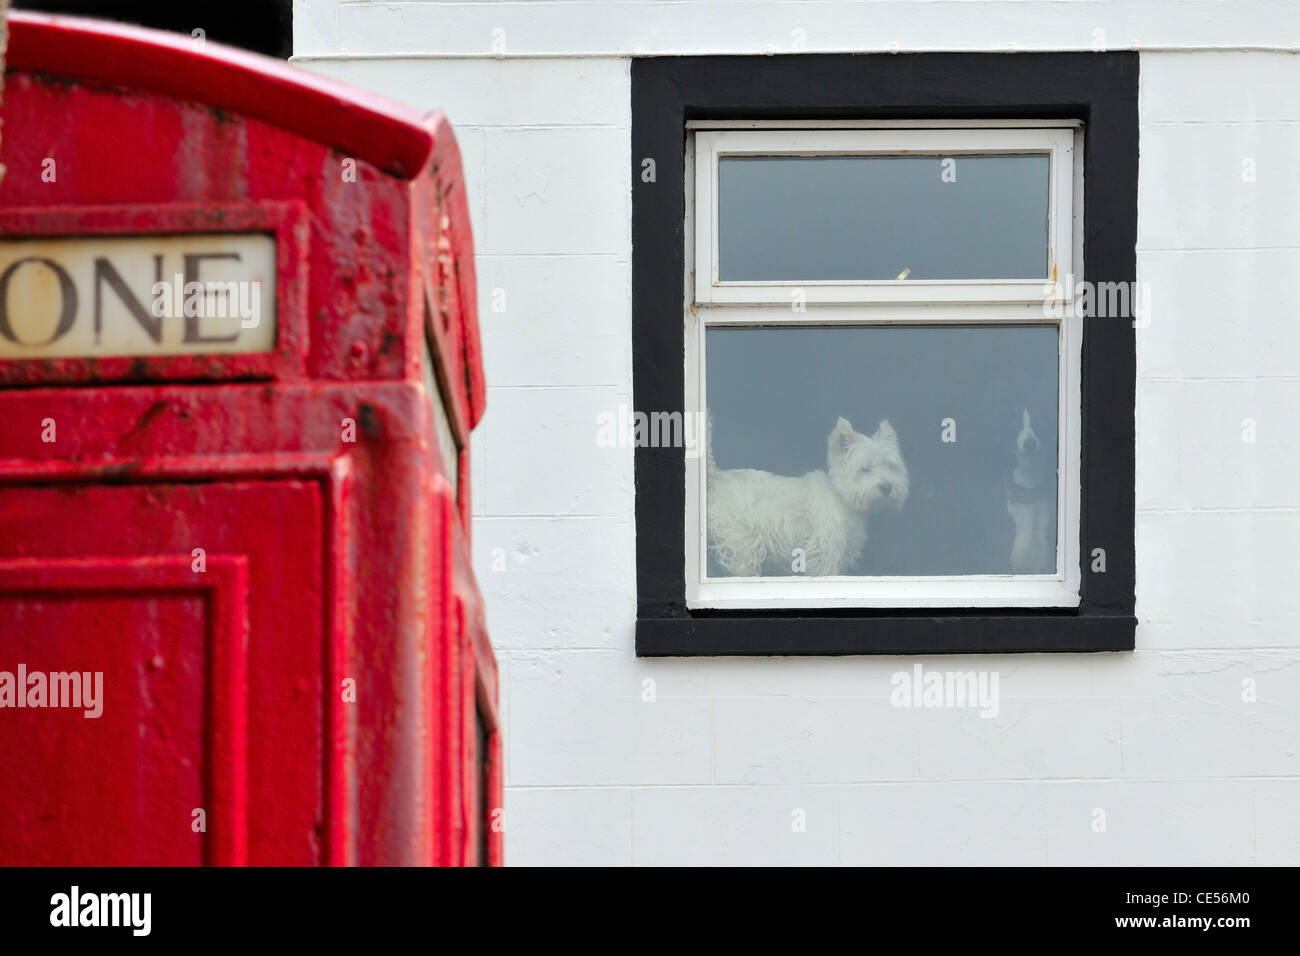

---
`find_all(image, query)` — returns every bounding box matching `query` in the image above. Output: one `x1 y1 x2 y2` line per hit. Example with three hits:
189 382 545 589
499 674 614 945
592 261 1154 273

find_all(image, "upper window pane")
717 154 1050 281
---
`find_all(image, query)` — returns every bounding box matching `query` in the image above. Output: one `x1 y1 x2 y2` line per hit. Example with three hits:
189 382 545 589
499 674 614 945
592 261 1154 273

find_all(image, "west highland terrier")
707 416 910 577
1006 408 1055 573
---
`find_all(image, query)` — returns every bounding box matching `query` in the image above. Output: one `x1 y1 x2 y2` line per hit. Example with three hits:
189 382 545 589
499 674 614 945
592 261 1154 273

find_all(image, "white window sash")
694 127 1076 307
684 123 1084 611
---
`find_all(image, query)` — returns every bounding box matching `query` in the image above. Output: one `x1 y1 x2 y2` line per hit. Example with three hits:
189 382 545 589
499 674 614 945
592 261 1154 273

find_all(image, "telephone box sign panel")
0 234 276 359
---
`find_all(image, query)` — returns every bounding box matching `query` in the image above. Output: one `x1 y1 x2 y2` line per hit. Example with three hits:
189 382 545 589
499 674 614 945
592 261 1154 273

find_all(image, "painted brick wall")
295 0 1300 865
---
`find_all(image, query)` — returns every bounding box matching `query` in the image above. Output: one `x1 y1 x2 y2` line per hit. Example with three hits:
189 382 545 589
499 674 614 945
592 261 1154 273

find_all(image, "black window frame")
632 53 1138 657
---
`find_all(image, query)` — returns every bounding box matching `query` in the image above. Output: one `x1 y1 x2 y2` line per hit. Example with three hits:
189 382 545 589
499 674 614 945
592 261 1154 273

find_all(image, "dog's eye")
860 466 872 474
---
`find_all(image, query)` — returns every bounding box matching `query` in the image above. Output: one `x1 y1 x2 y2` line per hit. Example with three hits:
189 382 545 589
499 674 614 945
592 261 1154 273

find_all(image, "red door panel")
0 480 323 866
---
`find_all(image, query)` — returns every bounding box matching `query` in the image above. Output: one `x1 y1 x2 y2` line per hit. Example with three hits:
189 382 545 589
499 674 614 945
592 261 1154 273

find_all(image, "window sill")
635 612 1137 657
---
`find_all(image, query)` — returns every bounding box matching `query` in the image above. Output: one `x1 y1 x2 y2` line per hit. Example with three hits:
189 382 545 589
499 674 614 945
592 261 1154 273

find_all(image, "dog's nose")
879 481 892 496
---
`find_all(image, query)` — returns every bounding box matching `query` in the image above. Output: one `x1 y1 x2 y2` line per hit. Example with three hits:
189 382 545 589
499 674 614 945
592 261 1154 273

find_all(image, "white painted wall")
294 1 1300 865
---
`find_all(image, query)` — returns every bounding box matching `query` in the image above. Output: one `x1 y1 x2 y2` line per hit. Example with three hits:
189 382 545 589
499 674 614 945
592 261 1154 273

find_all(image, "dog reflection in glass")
1007 408 1055 573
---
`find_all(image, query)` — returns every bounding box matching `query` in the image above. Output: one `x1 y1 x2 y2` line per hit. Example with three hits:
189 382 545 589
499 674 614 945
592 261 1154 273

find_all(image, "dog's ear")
873 420 897 442
829 417 857 456
1022 409 1032 430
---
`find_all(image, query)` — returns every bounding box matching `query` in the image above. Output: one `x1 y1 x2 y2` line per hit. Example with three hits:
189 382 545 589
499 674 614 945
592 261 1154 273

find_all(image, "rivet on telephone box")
0 13 500 867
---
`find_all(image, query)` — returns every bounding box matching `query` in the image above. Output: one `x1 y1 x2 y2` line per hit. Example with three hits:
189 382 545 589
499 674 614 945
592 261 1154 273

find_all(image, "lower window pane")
704 325 1059 577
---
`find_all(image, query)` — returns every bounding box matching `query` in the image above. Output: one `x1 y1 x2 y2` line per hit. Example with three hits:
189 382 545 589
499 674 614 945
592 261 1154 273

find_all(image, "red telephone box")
0 13 500 866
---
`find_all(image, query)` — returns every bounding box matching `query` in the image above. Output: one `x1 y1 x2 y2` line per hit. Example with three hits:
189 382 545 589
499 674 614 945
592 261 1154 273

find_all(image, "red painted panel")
0 482 322 866
429 117 487 433
1 582 208 865
0 556 247 866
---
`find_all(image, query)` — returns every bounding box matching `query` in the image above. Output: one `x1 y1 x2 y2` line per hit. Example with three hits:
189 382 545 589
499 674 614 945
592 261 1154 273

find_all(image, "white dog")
1007 408 1055 573
707 417 909 577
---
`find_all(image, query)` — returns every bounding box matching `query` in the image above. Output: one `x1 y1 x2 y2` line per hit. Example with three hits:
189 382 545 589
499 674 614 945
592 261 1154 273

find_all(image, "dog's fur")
1007 408 1055 573
707 417 909 577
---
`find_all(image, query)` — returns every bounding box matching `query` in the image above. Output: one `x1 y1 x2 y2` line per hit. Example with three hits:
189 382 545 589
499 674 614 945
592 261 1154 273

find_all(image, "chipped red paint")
0 13 499 866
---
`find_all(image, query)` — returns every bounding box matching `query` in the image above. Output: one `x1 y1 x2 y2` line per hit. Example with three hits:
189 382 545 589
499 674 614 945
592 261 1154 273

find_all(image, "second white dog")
707 417 910 577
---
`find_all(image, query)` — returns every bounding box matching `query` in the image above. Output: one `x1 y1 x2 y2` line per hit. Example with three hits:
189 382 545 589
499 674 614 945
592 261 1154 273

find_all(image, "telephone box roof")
7 12 443 179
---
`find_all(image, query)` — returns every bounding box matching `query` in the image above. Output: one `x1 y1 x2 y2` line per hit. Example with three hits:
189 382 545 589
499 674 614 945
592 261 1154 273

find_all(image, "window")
688 125 1080 610
696 128 1072 301
423 335 461 503
633 54 1137 656
423 292 461 504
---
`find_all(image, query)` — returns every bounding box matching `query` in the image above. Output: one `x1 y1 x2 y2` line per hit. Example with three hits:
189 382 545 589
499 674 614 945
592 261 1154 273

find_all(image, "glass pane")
423 331 460 503
717 154 1049 281
705 325 1058 577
